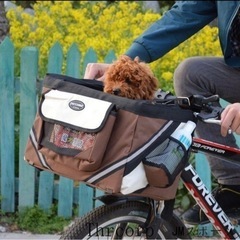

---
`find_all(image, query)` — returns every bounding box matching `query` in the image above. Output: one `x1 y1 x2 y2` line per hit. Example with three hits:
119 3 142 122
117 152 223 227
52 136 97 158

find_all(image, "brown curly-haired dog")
104 55 158 100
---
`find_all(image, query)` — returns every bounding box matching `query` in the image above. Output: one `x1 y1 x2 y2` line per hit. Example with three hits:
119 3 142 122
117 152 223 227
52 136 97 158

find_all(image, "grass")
0 204 72 234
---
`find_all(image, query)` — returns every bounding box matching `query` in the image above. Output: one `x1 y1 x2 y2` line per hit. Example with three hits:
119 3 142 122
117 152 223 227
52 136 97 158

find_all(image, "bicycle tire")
60 201 191 239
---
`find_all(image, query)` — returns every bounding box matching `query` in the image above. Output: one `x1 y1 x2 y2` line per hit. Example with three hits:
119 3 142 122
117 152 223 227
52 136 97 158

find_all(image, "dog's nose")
113 88 121 95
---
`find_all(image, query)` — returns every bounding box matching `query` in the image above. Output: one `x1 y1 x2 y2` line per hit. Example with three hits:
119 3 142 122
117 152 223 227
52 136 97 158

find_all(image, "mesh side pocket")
143 138 186 188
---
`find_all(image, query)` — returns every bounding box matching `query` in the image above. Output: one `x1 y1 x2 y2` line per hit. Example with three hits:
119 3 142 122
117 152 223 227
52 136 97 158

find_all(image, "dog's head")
104 55 158 100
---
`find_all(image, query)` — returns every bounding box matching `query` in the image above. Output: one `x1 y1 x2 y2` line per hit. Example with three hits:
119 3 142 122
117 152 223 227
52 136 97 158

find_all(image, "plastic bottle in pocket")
171 120 196 150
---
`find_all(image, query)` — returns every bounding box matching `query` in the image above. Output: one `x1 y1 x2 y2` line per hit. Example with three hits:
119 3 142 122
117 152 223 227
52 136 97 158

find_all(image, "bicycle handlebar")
154 89 223 123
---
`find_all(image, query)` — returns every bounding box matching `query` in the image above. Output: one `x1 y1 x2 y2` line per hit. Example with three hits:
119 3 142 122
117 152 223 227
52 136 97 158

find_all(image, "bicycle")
60 93 240 239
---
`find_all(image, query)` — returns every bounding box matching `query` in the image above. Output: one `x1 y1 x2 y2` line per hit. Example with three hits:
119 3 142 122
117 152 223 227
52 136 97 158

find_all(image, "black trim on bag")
47 73 104 91
84 120 178 185
41 141 80 157
43 74 197 123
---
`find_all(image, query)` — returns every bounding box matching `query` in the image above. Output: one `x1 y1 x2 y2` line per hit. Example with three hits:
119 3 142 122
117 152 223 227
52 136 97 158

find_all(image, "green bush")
17 205 71 234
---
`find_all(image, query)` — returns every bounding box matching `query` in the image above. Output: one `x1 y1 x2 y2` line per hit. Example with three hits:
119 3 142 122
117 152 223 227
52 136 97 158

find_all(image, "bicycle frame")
180 137 240 239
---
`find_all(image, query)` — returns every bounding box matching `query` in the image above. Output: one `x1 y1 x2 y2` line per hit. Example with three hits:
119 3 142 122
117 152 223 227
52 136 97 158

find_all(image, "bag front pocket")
38 89 116 171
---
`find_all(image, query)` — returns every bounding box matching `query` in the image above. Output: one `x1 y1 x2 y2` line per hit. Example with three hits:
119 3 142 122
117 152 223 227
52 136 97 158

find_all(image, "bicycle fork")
181 163 240 239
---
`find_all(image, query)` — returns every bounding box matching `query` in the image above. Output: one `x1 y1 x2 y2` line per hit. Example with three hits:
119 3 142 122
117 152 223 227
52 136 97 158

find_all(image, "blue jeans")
174 56 240 185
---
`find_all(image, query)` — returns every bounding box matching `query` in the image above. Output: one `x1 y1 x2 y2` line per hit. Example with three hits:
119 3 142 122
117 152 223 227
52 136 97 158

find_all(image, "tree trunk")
0 1 9 43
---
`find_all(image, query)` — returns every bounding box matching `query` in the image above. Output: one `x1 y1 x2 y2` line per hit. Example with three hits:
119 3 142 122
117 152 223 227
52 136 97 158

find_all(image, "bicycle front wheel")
60 200 191 239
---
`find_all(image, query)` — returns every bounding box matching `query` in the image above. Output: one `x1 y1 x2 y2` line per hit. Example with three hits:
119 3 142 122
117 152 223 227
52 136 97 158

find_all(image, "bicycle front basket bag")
24 73 196 200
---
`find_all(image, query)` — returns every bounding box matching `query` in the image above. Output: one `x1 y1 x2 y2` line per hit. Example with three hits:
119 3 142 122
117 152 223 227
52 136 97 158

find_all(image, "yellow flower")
7 0 221 86
161 71 173 82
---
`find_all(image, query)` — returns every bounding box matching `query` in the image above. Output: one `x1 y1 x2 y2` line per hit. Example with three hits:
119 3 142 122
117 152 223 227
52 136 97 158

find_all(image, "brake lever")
201 118 221 125
194 114 232 134
201 95 220 104
175 95 220 112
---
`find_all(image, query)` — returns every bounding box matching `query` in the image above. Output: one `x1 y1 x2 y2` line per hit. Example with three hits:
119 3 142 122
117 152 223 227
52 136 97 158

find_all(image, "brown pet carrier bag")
24 73 196 200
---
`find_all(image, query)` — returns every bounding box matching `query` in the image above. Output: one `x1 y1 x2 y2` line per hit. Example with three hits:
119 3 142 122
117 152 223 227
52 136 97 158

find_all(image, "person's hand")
221 103 240 136
84 63 111 81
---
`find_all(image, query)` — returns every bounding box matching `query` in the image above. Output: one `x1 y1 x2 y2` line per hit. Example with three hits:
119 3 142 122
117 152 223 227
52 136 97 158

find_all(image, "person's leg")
174 56 240 224
174 56 240 184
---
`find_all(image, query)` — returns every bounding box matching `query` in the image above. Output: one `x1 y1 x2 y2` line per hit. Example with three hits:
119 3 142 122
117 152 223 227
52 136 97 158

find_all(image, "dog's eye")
125 77 132 84
125 77 140 87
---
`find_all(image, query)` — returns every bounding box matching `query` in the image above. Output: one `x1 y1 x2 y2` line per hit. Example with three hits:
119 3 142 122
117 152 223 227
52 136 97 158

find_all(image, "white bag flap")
40 89 114 131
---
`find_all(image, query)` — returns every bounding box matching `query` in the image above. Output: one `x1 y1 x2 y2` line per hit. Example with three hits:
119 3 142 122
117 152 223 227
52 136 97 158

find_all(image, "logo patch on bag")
69 100 85 111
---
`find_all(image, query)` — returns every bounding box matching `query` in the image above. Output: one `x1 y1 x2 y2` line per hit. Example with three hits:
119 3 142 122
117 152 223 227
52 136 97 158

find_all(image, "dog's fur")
104 55 158 100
